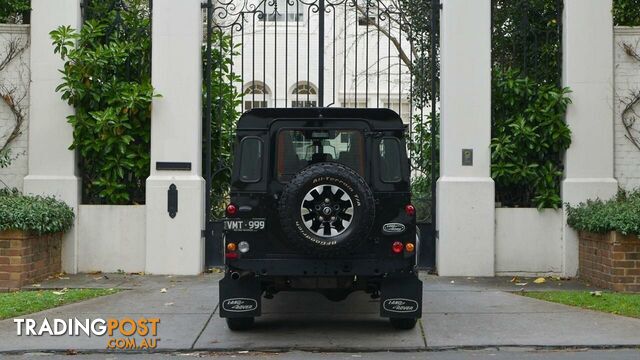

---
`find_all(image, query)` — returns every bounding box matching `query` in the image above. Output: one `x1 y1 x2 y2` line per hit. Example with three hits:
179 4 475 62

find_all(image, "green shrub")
492 67 571 209
50 0 154 204
0 192 75 235
408 113 439 223
613 0 640 26
204 31 242 218
0 0 30 24
566 190 640 236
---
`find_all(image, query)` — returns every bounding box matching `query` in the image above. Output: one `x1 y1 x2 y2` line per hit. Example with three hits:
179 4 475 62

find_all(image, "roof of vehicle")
236 107 406 130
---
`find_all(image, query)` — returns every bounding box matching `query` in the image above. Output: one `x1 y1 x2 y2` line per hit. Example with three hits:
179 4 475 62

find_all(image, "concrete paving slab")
420 275 597 293
195 291 426 351
1 272 637 353
22 273 218 291
423 293 640 348
50 285 216 315
0 280 217 352
422 290 582 314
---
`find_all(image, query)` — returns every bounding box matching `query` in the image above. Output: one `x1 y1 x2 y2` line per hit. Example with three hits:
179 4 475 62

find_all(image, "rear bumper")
227 257 416 277
218 267 423 319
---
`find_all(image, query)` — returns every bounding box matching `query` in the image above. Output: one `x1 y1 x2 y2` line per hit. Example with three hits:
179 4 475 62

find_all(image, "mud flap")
219 273 262 318
380 274 423 319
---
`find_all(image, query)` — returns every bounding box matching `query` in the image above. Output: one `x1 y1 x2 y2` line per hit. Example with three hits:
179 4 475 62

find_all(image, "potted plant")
0 189 75 289
567 190 640 292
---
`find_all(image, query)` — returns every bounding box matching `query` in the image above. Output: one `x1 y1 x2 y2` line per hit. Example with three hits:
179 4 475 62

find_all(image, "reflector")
405 204 416 217
392 241 404 254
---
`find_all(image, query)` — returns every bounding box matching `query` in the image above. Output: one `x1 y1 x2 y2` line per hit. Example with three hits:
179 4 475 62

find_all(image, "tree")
50 0 154 204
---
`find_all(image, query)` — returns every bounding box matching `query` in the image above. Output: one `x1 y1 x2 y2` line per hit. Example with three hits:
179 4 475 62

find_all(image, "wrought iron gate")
202 0 440 269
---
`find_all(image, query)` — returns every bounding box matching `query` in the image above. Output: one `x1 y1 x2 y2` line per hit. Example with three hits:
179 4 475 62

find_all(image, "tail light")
405 204 416 217
405 243 415 252
226 204 237 216
392 241 404 254
225 242 238 260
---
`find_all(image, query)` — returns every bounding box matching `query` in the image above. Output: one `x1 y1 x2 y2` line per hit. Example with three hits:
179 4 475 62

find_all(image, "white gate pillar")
23 0 82 274
561 0 618 277
145 0 205 275
436 0 495 276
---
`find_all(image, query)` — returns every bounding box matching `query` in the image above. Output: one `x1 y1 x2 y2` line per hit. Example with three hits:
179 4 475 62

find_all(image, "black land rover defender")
219 108 422 330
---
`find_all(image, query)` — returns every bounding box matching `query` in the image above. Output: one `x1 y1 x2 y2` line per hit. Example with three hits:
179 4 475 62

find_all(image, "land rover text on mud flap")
219 108 422 330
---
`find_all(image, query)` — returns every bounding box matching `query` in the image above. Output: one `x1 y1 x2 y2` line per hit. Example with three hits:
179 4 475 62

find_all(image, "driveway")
1 273 639 353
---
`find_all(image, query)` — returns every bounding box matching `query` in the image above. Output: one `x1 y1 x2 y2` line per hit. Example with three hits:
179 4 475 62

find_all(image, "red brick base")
579 231 640 292
0 230 62 290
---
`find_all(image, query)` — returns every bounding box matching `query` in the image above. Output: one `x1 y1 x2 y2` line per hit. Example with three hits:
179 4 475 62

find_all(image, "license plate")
224 218 266 232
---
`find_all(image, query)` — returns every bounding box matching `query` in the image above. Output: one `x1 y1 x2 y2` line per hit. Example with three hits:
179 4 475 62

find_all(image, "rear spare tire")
278 162 375 257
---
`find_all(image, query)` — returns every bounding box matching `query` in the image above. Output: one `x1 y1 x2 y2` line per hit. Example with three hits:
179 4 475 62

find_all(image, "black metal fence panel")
202 0 439 268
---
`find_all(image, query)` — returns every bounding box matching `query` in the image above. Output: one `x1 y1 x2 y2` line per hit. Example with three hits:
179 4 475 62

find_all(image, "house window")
291 83 317 108
244 82 271 110
260 0 304 22
341 100 368 109
384 101 411 124
358 16 376 26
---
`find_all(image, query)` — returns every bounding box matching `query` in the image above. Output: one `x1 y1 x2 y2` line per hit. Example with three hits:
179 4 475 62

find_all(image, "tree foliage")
50 0 154 204
613 0 640 26
491 0 568 208
492 67 571 209
204 31 242 218
0 0 30 24
398 0 439 220
492 0 562 85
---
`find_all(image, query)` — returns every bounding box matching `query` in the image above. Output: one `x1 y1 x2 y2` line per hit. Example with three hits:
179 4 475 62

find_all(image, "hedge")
0 190 75 235
566 190 640 236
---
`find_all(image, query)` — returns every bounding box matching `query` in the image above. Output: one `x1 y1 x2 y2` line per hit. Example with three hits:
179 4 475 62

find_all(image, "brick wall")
0 24 30 191
578 231 640 292
614 27 640 191
0 230 62 290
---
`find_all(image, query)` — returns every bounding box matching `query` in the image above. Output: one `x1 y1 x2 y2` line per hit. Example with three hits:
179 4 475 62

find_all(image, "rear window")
277 130 364 182
379 137 402 182
239 137 262 182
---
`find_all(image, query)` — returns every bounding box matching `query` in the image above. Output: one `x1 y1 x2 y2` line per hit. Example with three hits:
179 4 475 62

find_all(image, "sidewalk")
1 273 639 353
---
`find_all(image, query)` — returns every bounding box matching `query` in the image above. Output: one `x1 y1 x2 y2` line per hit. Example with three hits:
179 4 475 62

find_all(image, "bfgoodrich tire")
278 162 375 257
226 317 254 331
390 318 417 330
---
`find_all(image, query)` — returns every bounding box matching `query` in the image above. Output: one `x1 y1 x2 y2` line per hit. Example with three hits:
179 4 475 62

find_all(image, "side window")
239 137 262 182
379 137 402 183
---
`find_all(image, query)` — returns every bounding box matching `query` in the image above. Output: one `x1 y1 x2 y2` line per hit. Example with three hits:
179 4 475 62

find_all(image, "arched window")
290 82 317 108
244 82 271 110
